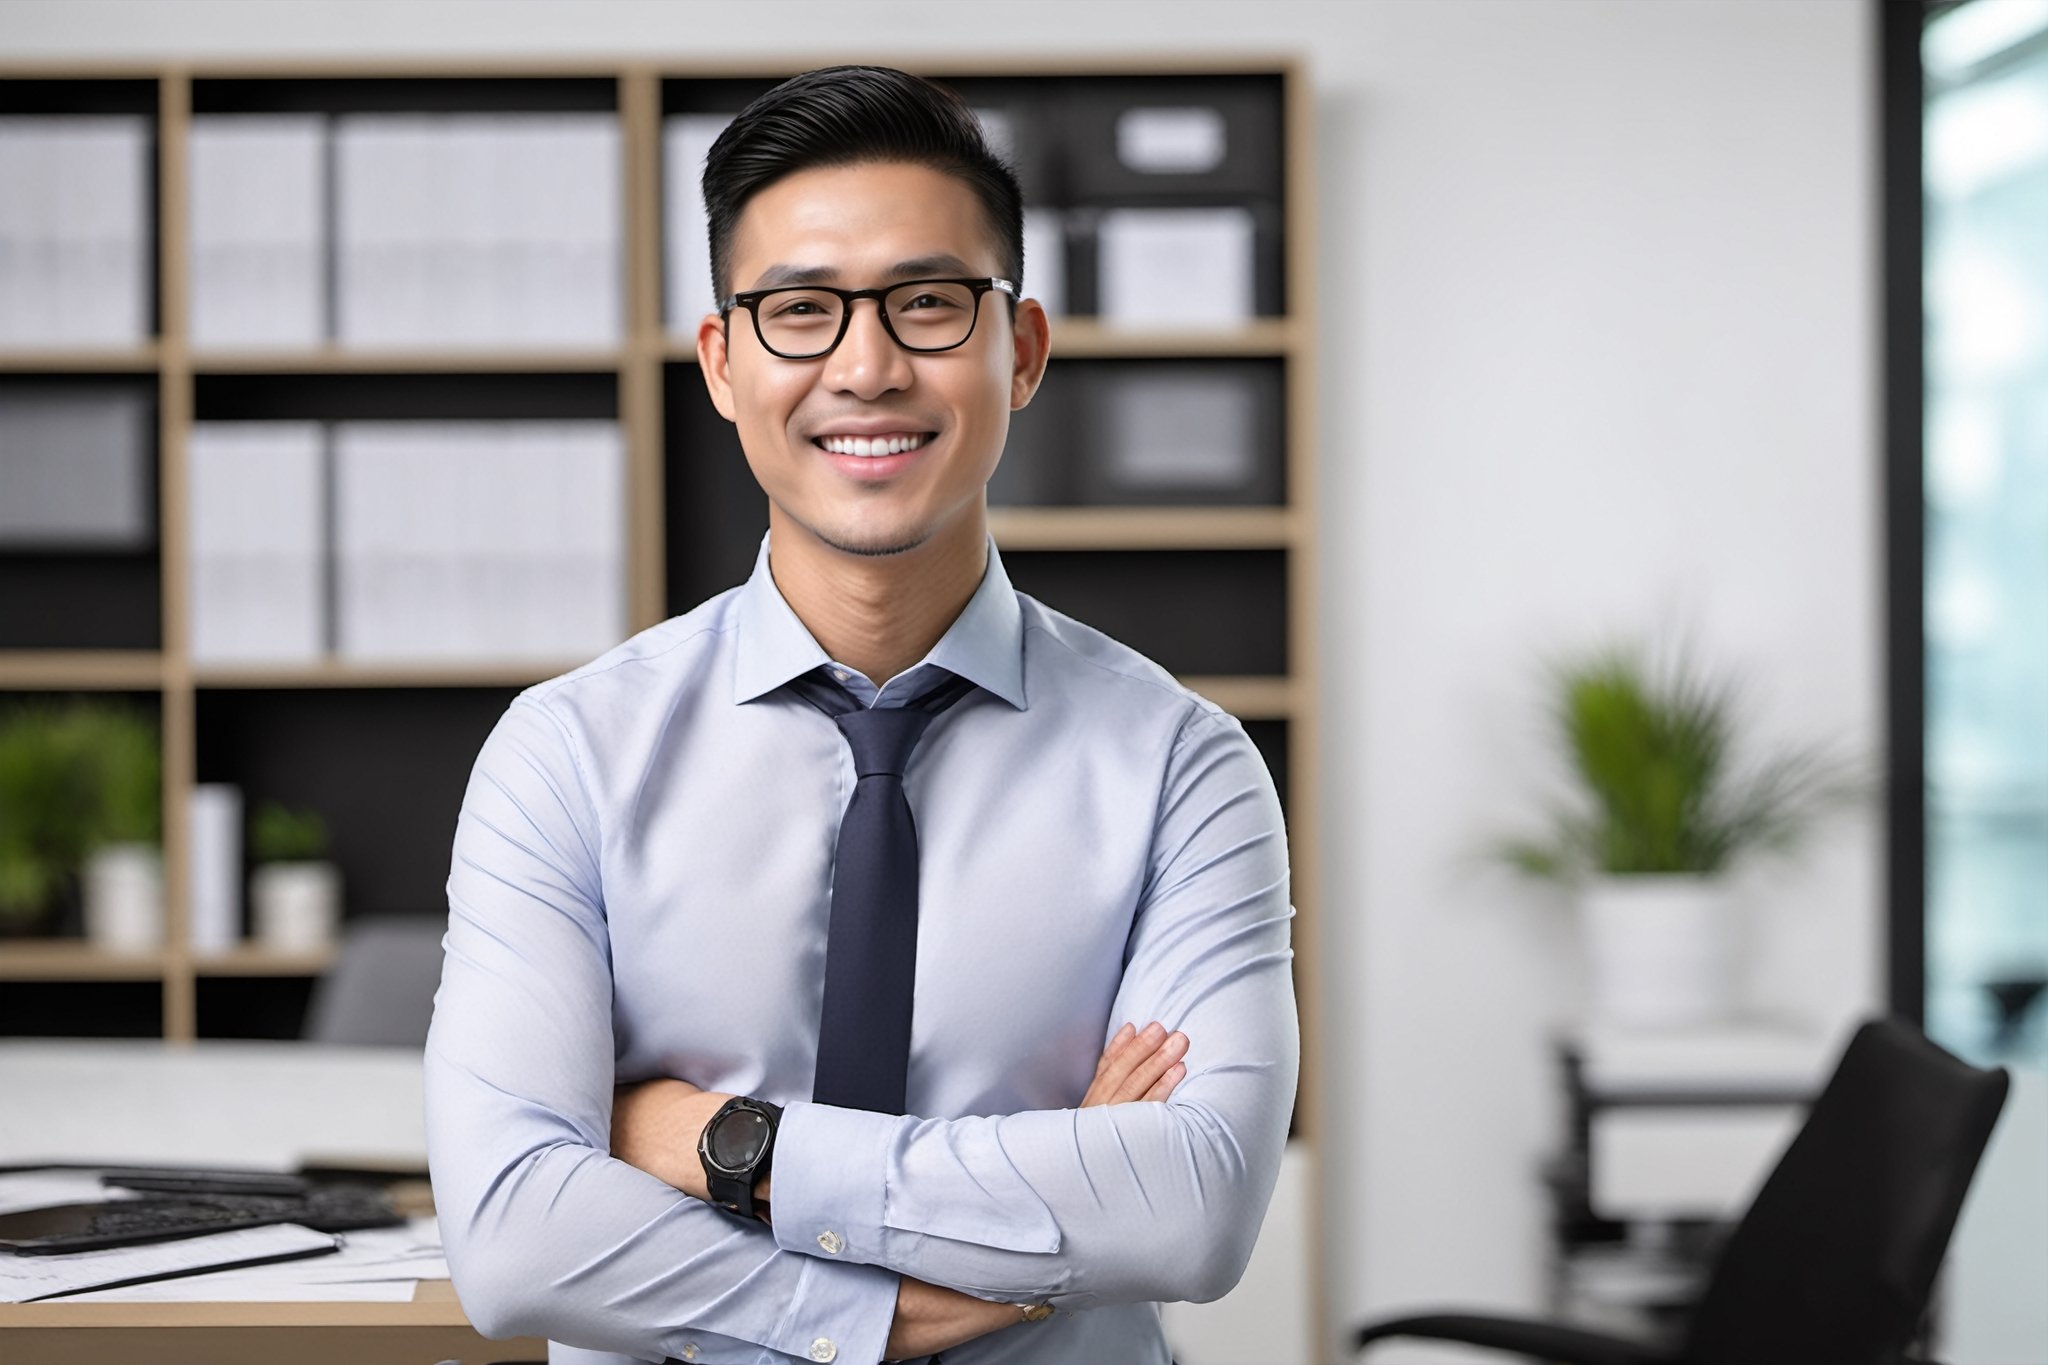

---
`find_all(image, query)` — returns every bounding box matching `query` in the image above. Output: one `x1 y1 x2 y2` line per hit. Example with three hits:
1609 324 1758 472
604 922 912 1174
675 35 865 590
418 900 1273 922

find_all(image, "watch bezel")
700 1099 776 1176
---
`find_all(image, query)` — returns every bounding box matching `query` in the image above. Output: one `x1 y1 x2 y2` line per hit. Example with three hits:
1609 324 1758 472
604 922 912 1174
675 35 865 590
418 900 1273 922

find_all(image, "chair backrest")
1680 1016 2010 1365
303 914 449 1047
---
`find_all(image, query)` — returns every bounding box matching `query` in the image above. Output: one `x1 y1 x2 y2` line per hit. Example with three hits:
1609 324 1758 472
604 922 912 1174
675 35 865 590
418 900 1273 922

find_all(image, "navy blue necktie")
789 668 977 1116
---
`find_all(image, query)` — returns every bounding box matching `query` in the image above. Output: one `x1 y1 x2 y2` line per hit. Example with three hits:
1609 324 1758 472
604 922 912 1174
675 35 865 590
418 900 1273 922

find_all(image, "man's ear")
698 312 738 423
1009 297 1052 411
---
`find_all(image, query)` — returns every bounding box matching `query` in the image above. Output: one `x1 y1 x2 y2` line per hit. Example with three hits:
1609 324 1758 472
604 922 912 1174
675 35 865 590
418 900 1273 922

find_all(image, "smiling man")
425 66 1298 1365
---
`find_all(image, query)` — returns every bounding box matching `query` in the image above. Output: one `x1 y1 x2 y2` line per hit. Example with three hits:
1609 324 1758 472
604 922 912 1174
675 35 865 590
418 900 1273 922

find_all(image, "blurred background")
0 1 2043 1362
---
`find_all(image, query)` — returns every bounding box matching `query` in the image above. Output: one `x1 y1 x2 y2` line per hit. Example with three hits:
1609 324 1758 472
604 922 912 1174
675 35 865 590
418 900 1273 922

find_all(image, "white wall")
0 2 1882 1360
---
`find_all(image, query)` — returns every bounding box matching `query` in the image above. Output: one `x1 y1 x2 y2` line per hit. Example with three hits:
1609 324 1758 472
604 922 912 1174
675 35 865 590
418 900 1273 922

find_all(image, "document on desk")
0 1222 339 1303
61 1216 448 1303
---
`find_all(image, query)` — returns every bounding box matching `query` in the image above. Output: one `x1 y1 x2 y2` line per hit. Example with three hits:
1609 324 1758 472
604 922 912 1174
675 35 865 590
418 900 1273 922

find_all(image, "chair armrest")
1352 1310 1677 1365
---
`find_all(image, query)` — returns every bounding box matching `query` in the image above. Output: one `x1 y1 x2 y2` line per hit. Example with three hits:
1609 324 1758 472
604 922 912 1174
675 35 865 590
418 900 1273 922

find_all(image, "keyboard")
1 1185 403 1255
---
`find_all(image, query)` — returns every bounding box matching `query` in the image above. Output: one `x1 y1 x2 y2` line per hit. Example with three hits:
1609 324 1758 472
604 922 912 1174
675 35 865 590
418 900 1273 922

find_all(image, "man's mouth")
812 432 935 458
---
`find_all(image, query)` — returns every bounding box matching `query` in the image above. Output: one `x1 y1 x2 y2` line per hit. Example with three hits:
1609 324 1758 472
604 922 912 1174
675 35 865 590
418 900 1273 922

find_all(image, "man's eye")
901 293 958 311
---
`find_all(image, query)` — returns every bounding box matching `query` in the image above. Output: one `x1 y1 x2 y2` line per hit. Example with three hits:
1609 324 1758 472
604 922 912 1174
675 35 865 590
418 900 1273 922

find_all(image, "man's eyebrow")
746 254 981 290
883 253 977 280
749 262 839 289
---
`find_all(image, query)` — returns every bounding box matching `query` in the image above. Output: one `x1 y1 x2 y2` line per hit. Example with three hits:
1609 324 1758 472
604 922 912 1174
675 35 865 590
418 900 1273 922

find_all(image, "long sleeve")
425 696 899 1363
766 706 1299 1310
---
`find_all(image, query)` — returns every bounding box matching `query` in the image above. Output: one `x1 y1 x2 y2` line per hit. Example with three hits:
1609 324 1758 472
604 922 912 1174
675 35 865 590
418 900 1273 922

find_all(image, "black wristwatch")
698 1095 783 1223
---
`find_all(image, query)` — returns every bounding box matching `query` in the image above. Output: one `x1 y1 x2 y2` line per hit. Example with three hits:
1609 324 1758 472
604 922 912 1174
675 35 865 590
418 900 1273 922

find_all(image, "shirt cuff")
764 1247 899 1365
771 1099 904 1266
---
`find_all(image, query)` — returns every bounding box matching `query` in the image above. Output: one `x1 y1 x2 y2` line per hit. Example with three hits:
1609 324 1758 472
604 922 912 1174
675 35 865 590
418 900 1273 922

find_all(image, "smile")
813 432 933 457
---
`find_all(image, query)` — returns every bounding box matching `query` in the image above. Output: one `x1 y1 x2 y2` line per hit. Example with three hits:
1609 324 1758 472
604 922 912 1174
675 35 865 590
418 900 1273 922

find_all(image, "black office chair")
1352 1016 2010 1365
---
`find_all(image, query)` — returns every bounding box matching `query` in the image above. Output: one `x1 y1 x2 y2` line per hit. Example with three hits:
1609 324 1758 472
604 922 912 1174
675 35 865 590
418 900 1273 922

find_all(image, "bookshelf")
0 53 1322 1349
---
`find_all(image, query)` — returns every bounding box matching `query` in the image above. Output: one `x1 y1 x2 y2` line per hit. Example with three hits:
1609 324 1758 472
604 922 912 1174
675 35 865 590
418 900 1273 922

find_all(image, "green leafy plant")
0 699 161 929
250 800 329 864
1496 642 1863 882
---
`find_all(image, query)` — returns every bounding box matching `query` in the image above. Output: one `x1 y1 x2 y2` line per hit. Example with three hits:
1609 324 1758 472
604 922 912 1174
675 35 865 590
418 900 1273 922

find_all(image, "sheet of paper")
59 1215 444 1301
0 1222 338 1303
1097 207 1255 326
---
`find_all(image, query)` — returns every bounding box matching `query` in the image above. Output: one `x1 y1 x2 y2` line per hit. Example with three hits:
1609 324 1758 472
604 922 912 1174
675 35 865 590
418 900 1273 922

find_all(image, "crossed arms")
425 696 1298 1362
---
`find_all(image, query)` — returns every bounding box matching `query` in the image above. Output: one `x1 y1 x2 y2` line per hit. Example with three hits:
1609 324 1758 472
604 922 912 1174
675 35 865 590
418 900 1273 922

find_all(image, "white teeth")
819 433 928 457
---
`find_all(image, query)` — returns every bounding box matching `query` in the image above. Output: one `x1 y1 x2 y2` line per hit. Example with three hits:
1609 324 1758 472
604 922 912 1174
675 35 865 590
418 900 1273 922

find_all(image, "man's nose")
823 299 914 398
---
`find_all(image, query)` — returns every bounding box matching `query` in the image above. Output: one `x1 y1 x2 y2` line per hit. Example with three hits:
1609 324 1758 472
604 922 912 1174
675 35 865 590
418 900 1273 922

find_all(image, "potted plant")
0 700 161 947
77 703 164 953
1496 642 1862 1028
249 800 341 953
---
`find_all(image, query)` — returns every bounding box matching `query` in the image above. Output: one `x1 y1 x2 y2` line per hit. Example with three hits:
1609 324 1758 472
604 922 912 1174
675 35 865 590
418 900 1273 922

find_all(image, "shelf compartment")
1003 547 1288 677
194 370 617 422
0 977 163 1037
195 685 523 926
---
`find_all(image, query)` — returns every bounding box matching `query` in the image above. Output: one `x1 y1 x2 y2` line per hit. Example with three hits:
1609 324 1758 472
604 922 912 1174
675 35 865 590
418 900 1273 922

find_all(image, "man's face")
700 160 1048 558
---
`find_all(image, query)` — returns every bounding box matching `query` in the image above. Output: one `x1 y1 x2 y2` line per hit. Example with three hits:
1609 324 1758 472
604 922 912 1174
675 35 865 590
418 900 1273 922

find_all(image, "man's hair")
702 65 1025 305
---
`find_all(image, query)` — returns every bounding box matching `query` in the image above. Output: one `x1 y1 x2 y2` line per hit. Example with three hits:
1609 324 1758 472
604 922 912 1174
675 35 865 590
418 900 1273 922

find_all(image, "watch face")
708 1108 769 1171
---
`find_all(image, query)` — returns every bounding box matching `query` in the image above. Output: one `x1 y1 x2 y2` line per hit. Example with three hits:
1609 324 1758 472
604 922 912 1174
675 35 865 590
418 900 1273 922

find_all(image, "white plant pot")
1580 874 1737 1029
251 861 341 953
83 843 163 954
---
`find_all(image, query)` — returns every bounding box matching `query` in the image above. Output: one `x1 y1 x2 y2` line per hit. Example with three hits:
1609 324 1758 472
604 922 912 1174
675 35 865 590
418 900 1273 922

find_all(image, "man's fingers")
1093 1021 1165 1098
1142 1062 1187 1102
1094 1022 1136 1076
1114 1030 1187 1103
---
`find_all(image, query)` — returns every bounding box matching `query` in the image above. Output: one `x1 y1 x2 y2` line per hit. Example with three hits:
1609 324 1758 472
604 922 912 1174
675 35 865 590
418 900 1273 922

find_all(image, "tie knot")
835 706 937 779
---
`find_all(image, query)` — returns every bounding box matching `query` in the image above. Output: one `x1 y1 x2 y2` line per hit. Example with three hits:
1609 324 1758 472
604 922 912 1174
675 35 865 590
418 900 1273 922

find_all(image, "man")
426 65 1298 1365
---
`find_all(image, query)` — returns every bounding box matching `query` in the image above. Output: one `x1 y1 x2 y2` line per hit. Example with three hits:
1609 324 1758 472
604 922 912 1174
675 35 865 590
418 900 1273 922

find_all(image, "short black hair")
702 65 1025 305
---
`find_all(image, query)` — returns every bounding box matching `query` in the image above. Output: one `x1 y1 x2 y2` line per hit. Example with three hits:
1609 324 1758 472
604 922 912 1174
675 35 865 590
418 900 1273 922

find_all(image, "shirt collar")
731 531 1028 711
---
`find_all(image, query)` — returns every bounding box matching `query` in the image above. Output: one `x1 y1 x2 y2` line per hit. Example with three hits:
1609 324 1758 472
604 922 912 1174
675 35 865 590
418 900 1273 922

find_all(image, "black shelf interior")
1004 548 1287 677
197 976 319 1041
194 686 519 927
192 77 617 116
991 357 1286 507
194 371 617 423
0 980 161 1038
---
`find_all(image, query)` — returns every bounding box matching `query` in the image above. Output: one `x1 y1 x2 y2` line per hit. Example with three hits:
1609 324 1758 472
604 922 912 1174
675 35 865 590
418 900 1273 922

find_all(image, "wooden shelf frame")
0 56 1325 1358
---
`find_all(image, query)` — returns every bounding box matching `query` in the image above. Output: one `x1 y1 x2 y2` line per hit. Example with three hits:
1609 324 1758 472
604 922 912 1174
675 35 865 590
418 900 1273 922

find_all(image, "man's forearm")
885 1276 1021 1360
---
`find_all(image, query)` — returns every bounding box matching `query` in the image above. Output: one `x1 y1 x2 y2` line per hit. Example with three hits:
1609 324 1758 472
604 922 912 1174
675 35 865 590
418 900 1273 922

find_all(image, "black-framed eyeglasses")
719 277 1018 360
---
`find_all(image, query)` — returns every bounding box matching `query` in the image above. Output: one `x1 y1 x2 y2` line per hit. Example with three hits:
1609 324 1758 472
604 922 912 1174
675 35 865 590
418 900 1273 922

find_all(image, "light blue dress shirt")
426 533 1299 1365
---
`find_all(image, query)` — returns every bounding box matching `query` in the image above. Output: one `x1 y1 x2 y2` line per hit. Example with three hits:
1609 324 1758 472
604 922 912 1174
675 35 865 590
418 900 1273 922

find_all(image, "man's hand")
1082 1020 1188 1107
882 1019 1188 1360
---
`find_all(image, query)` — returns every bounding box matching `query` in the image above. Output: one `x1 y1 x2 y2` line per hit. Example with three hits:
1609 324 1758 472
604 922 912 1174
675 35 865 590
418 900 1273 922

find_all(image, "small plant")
250 800 329 864
0 699 161 930
1496 642 1862 882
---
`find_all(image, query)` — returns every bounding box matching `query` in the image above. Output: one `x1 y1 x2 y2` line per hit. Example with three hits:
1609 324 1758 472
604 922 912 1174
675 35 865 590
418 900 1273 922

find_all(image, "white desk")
0 1039 426 1171
0 1039 542 1365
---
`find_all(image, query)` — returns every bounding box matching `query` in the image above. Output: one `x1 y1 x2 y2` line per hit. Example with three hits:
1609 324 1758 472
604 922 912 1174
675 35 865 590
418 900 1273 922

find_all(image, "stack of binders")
0 116 151 346
187 420 625 666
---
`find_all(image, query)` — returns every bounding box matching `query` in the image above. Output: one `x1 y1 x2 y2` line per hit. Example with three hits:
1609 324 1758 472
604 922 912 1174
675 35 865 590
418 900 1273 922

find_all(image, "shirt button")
816 1229 844 1254
809 1338 837 1362
680 1347 700 1362
831 669 849 682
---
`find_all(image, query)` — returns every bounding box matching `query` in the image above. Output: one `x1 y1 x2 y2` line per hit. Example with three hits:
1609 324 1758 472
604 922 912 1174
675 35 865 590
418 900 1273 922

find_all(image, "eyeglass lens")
753 281 982 357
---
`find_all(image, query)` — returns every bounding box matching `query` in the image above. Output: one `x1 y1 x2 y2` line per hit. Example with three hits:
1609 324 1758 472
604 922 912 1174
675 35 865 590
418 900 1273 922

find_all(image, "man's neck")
766 505 989 687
